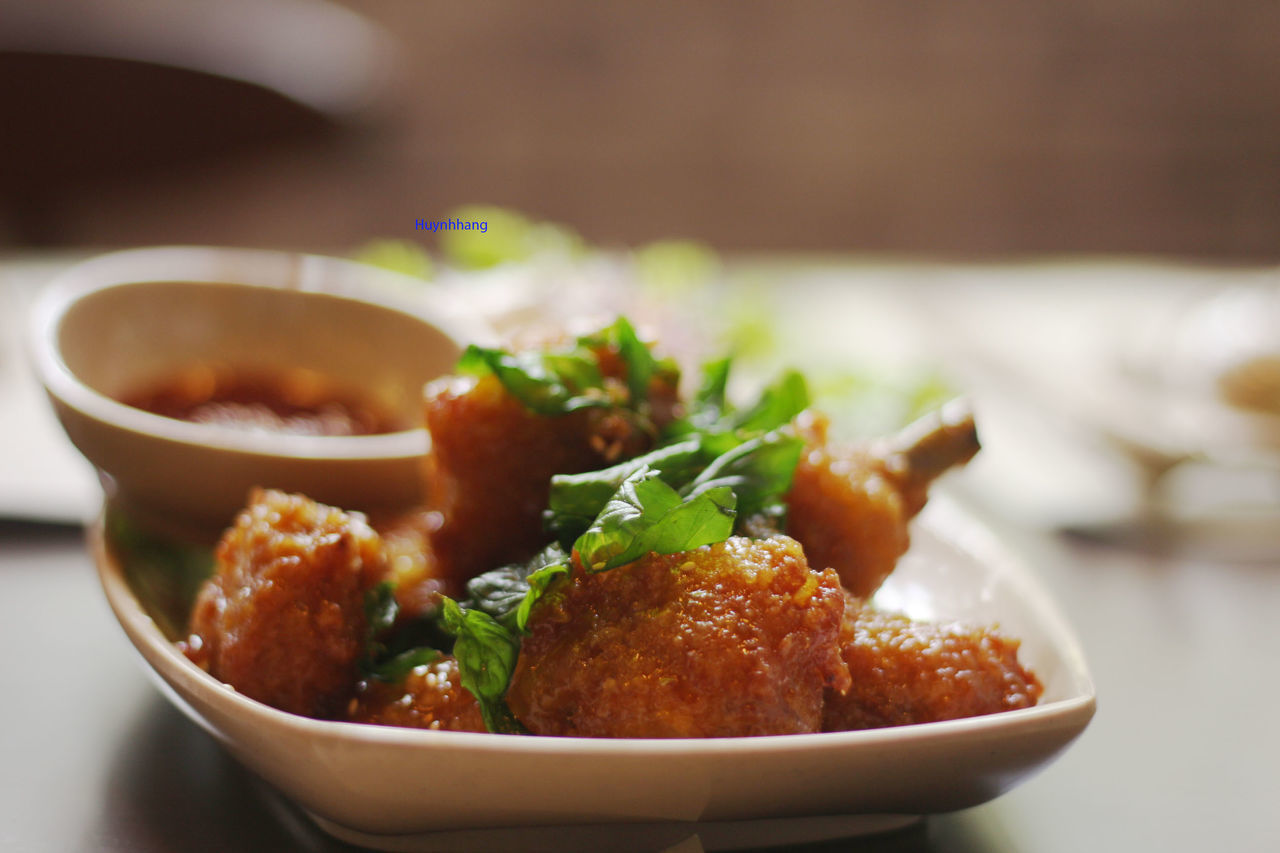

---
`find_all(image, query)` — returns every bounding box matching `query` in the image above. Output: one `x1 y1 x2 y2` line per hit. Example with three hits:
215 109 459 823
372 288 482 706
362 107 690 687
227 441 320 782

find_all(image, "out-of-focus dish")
1116 278 1280 462
96 496 1094 849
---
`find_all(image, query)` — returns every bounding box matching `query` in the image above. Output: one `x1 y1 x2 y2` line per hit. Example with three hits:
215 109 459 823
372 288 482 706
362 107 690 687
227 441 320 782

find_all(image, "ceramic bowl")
95 497 1095 851
30 246 490 541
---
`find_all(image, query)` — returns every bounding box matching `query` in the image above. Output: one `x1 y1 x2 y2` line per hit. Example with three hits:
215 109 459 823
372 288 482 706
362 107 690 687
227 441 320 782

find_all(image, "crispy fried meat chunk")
507 536 851 738
821 597 1042 731
182 489 384 718
347 657 486 732
787 402 979 598
786 439 911 600
373 507 451 613
423 373 658 587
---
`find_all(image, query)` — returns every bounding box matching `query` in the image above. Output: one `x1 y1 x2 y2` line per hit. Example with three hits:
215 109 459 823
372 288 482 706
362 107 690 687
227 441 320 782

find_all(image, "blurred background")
4 4 1280 852
2 0 1278 258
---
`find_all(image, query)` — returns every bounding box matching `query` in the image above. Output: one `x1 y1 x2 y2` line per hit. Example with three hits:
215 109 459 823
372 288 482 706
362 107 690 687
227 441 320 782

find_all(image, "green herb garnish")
544 439 705 546
105 507 214 641
572 466 736 573
680 431 804 523
540 349 812 559
577 316 666 411
421 322 815 734
465 543 572 633
367 647 443 683
457 316 674 421
458 346 610 415
439 598 527 734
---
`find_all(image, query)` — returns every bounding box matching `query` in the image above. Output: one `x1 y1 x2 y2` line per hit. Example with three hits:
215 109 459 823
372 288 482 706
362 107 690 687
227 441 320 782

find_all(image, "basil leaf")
457 346 608 415
573 467 736 572
367 647 443 683
105 507 214 642
627 483 736 561
579 316 655 408
683 430 805 522
514 563 569 633
439 598 525 733
665 363 808 443
730 369 810 434
544 439 706 546
364 581 399 638
466 544 571 632
549 431 803 548
359 581 400 672
693 356 732 413
454 317 676 420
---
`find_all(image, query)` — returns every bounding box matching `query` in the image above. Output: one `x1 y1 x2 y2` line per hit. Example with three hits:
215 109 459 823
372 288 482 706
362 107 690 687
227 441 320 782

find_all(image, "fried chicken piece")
181 489 384 718
787 400 980 598
373 507 450 613
507 536 851 738
347 657 486 732
822 598 1042 731
423 373 660 587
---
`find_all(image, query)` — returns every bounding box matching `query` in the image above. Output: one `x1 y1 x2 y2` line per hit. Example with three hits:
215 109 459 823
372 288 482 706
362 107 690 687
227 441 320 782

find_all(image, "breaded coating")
423 374 655 587
374 508 450 614
822 599 1042 731
507 536 851 738
787 403 979 598
182 489 384 718
787 440 912 600
347 657 486 732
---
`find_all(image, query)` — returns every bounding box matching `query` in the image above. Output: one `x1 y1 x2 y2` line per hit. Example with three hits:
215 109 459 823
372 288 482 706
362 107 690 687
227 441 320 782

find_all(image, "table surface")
2 256 1278 852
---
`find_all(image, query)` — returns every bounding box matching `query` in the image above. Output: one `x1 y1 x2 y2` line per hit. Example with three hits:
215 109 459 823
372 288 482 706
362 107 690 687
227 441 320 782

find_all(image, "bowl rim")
29 246 487 461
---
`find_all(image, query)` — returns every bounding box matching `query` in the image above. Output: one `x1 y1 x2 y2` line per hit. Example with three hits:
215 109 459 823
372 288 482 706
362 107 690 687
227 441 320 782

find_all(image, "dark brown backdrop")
3 1 1278 258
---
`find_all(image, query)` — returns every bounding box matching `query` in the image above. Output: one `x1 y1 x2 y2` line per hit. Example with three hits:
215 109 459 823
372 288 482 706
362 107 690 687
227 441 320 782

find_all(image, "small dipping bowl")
30 246 490 542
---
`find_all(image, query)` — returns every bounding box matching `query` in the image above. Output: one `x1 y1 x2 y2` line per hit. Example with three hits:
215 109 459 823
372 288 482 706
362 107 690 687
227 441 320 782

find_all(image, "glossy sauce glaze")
122 364 406 436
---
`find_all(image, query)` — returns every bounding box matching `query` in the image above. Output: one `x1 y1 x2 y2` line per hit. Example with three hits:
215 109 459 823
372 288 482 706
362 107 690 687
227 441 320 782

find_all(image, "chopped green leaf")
663 357 733 441
547 429 805 545
466 544 571 632
454 317 672 418
516 563 570 633
573 467 736 572
367 647 443 683
105 507 214 642
360 582 449 682
693 356 732 413
578 316 655 409
457 345 609 415
439 598 525 733
545 439 705 546
682 430 805 522
364 581 399 639
730 369 810 435
664 363 809 444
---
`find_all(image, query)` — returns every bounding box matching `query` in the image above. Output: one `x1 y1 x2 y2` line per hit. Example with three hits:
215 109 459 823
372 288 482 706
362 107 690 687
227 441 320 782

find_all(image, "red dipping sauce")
121 365 407 437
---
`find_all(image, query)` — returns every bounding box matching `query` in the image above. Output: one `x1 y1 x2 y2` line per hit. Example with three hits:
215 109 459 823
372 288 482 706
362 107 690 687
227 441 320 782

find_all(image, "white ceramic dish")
94 497 1095 851
31 246 492 541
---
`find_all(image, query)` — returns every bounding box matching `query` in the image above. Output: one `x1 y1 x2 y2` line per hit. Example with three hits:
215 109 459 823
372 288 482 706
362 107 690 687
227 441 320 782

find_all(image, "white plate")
94 499 1095 851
